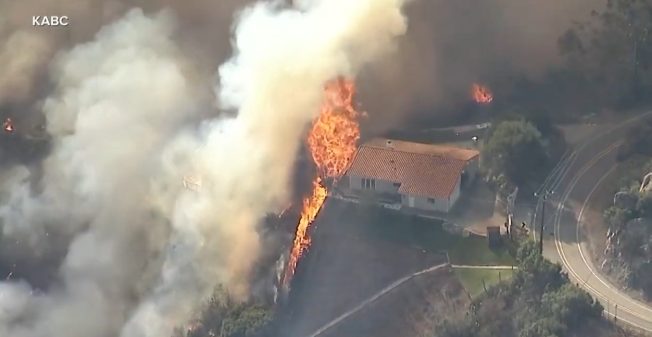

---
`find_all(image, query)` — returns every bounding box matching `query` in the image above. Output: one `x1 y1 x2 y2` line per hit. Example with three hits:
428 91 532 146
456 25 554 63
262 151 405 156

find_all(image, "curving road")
536 111 652 333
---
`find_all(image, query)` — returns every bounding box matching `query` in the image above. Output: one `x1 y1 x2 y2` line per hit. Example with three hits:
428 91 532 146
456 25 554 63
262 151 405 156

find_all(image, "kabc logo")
32 16 69 27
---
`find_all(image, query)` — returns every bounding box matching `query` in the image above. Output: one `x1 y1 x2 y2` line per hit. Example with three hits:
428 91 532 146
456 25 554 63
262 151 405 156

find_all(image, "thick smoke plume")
0 0 408 336
0 0 605 133
0 0 251 114
359 0 604 131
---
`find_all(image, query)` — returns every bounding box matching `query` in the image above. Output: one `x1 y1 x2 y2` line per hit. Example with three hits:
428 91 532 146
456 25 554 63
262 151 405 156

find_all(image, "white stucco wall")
348 173 462 213
398 177 461 213
448 176 462 209
465 158 479 180
348 175 363 190
411 196 448 212
348 174 398 193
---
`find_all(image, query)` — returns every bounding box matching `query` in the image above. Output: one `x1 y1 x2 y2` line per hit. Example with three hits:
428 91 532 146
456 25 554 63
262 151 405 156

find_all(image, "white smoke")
0 0 408 336
0 9 202 337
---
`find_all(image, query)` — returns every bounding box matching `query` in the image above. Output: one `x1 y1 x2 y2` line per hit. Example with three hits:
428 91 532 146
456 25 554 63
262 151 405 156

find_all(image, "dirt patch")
279 200 449 337
320 268 469 337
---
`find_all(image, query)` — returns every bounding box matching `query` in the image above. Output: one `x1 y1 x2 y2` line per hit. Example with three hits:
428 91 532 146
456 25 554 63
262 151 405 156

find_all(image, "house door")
408 196 415 208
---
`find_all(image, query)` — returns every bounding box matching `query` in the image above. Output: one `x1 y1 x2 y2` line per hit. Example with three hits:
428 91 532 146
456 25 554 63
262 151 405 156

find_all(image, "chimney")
385 139 393 148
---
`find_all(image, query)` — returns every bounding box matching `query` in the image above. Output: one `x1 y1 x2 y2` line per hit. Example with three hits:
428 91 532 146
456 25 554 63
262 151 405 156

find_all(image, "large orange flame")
471 83 493 104
283 78 361 286
3 118 14 134
308 78 360 177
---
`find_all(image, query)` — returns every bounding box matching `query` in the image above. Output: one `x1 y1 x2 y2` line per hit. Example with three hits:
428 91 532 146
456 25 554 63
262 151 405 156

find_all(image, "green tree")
542 283 603 329
483 120 548 188
183 288 273 337
633 262 652 298
220 304 273 337
636 192 652 217
560 0 652 107
435 241 605 337
514 240 567 295
604 205 638 227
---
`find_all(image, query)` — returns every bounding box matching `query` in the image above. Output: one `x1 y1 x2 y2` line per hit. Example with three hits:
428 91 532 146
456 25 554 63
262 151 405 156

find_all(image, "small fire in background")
3 117 14 134
282 78 361 287
471 83 493 104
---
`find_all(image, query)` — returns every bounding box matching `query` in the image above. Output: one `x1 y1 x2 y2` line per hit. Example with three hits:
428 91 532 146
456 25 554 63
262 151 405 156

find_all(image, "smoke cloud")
0 0 251 116
0 9 202 337
0 0 602 335
0 0 408 336
359 0 604 130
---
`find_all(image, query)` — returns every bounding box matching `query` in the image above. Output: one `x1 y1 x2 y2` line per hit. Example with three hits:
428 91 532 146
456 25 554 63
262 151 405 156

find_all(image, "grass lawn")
454 268 514 297
345 203 517 266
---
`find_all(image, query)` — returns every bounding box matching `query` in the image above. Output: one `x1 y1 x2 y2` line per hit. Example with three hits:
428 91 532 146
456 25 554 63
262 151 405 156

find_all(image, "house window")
427 198 435 204
362 178 376 190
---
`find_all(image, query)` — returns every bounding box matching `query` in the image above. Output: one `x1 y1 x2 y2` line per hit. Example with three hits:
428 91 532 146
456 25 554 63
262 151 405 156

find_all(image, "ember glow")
471 83 493 104
283 178 327 283
2 117 14 133
308 78 361 177
283 78 361 286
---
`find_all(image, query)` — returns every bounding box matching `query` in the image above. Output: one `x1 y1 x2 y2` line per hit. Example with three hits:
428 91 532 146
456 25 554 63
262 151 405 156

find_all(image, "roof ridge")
360 143 465 162
346 142 468 199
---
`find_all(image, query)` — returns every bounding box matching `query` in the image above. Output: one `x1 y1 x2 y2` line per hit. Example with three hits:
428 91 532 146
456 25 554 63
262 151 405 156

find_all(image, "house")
344 138 480 213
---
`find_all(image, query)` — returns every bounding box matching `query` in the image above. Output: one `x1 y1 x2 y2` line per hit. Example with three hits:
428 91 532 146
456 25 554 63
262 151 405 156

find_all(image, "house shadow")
447 180 499 233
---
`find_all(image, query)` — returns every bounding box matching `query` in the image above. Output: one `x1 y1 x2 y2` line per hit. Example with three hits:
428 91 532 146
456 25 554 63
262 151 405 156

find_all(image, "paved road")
535 111 652 333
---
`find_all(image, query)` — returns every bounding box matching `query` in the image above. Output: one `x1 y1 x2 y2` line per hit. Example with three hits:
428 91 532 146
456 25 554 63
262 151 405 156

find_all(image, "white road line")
576 166 652 315
552 142 652 332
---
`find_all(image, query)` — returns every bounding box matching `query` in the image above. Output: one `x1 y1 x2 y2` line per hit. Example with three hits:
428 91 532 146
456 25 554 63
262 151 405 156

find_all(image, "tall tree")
483 120 548 188
560 0 652 107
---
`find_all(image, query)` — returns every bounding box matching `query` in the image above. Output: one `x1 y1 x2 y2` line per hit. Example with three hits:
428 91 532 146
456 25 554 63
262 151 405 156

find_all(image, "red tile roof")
365 138 479 161
346 139 475 199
